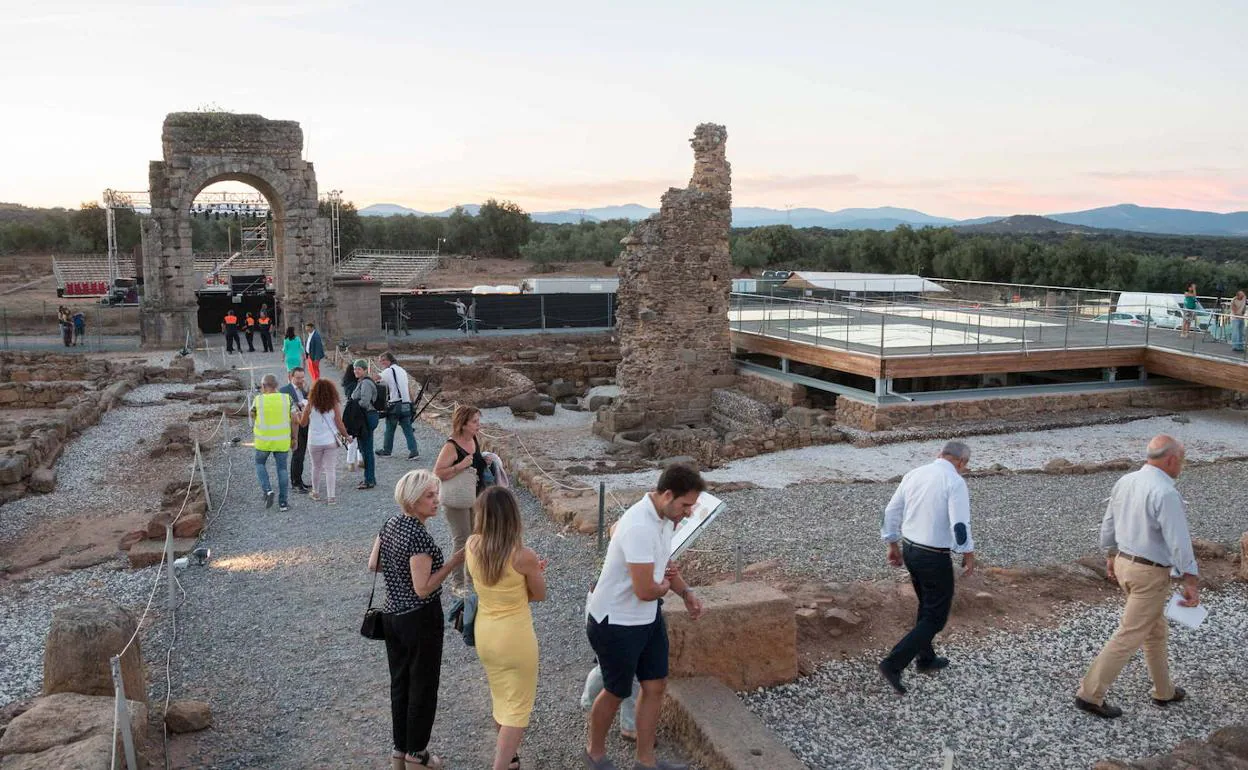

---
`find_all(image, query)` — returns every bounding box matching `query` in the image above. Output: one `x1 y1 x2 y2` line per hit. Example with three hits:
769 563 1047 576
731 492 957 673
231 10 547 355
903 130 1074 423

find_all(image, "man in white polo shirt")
584 464 706 770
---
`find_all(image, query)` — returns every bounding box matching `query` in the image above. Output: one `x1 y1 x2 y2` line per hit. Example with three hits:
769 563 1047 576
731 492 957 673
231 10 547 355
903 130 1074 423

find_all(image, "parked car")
1092 312 1151 327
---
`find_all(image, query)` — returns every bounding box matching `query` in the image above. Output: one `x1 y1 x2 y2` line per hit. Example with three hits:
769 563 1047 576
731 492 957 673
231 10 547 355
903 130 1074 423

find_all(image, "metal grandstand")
333 248 441 289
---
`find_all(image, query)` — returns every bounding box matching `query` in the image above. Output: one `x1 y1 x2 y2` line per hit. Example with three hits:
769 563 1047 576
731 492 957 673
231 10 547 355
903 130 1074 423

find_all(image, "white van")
1115 292 1209 330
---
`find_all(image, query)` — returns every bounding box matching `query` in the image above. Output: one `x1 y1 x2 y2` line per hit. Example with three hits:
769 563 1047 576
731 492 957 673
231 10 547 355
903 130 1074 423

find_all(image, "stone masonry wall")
596 124 735 437
836 385 1233 432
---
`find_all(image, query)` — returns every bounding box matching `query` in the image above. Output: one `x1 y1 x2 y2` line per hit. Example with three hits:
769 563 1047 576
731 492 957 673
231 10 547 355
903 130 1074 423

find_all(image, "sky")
1 0 1245 218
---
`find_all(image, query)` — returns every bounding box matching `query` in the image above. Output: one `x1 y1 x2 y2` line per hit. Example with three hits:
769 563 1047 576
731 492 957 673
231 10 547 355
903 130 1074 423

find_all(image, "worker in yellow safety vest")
250 373 299 511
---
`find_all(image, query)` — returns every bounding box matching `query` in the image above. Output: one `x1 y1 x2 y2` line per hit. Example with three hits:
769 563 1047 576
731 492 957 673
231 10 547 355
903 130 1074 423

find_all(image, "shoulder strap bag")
360 524 387 640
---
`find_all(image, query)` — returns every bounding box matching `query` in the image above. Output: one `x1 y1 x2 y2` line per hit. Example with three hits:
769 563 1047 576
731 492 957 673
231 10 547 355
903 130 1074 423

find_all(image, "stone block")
172 514 204 539
0 693 146 761
43 602 146 703
126 538 199 569
164 700 212 733
661 677 806 770
26 468 55 494
663 582 797 690
1211 725 1248 759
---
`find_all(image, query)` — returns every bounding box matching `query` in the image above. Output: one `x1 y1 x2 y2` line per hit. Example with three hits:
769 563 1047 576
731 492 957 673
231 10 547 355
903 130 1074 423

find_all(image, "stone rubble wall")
733 367 809 408
597 124 735 437
0 353 201 505
836 384 1233 432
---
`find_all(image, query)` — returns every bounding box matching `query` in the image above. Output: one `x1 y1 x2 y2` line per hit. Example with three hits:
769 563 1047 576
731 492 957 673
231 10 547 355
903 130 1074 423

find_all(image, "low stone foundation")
663 582 798 690
836 384 1233 432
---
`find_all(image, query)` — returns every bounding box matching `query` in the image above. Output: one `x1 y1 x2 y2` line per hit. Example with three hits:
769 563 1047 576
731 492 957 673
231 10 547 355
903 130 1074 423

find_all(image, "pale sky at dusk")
1 0 1245 218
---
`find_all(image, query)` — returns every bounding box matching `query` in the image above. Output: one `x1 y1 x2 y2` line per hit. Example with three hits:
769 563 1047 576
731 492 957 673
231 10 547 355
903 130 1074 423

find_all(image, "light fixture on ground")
192 547 211 566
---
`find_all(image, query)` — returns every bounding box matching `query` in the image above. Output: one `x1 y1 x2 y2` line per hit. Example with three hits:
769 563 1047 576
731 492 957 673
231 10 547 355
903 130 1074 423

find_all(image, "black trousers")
882 542 954 673
244 329 255 352
225 328 241 352
289 425 308 487
259 329 273 352
383 601 444 755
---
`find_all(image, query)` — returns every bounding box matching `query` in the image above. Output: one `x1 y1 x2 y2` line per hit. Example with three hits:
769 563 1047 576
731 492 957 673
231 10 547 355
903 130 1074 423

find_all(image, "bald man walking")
1075 435 1200 719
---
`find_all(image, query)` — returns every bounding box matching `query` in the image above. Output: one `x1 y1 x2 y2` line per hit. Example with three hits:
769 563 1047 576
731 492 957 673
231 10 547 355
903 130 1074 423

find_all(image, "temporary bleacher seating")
333 251 440 288
53 256 137 296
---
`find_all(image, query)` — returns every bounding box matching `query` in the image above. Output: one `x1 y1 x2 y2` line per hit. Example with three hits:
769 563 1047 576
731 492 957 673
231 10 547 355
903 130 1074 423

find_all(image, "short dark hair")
656 464 705 498
288 366 304 376
379 351 396 365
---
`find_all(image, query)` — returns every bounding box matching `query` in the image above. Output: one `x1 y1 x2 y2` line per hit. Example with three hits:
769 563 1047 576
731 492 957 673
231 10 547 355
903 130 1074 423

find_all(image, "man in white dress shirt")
878 441 976 695
1075 434 1200 719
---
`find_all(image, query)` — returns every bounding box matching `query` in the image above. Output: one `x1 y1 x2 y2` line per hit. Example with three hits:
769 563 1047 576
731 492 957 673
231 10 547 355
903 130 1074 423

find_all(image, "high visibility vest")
225 313 238 326
246 317 255 327
258 316 271 328
253 392 292 451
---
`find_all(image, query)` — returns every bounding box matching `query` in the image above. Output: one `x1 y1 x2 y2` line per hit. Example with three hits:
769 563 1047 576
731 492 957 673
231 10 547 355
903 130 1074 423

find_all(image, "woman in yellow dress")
466 486 547 770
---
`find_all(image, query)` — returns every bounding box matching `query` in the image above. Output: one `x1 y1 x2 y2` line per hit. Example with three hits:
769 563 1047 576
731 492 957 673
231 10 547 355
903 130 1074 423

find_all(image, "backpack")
343 398 366 438
373 381 389 413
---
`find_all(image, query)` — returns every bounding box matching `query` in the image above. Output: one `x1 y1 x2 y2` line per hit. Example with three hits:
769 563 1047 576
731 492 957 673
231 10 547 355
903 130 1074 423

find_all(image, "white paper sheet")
1165 593 1208 629
670 491 726 560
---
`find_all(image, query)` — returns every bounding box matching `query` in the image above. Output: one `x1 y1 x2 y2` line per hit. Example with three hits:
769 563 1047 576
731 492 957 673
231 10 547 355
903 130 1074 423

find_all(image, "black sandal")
404 750 444 769
508 754 520 770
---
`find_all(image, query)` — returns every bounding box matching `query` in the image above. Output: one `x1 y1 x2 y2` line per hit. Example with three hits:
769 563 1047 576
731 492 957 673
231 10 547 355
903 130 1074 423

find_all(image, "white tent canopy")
782 272 947 294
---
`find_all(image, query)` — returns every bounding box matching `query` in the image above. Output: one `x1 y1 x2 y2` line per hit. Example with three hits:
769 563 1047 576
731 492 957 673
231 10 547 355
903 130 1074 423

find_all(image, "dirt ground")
421 255 618 289
685 555 1242 675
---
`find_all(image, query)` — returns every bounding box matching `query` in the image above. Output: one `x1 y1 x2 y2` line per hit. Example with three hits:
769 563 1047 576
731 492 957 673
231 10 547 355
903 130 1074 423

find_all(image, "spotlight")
191 547 211 566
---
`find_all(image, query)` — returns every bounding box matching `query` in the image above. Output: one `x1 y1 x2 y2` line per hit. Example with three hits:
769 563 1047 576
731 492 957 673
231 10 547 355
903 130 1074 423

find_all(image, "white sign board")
670 491 726 560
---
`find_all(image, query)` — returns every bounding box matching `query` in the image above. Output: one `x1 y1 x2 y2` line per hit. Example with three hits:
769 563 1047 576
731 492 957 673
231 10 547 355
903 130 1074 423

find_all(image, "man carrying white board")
584 464 706 770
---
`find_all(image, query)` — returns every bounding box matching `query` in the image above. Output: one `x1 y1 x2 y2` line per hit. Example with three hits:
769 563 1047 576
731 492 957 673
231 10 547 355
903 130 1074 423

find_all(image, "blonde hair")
452 404 480 434
470 486 523 586
393 469 440 515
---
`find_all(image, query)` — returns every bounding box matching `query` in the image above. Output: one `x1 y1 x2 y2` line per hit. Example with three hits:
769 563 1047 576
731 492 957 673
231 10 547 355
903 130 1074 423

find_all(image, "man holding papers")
1075 434 1201 719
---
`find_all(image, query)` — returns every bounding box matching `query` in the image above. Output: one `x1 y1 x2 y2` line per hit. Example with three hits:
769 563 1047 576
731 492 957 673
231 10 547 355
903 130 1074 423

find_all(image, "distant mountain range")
956 215 1105 235
357 202 1248 237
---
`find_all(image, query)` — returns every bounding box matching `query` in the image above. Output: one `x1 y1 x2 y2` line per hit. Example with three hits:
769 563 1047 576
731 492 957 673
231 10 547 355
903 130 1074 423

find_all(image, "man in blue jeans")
250 374 300 512
878 441 976 696
375 352 419 460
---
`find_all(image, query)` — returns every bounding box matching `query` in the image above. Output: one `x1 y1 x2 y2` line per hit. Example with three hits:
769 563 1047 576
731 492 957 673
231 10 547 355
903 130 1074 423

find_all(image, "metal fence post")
878 306 886 353
976 308 982 353
540 295 546 331
110 656 140 770
597 482 605 555
929 313 935 354
165 524 176 611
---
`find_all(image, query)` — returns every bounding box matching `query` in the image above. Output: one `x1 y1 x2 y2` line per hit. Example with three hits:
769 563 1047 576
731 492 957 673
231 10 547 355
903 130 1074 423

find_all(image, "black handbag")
447 592 478 647
360 569 385 640
360 525 387 640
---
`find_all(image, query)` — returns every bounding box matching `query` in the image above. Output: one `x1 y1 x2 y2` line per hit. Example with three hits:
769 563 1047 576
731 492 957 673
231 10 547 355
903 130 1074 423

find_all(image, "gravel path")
745 585 1248 769
170 356 698 769
577 409 1248 488
690 462 1248 582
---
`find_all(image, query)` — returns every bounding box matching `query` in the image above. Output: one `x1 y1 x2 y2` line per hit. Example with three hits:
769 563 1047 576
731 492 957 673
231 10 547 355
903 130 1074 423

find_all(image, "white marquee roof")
783 272 947 293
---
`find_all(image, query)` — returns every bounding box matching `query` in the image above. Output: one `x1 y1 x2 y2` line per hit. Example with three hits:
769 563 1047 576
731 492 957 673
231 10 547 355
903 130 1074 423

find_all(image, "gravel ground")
0 564 161 705
169 357 699 769
690 462 1248 582
480 404 598 432
577 409 1248 489
745 584 1248 770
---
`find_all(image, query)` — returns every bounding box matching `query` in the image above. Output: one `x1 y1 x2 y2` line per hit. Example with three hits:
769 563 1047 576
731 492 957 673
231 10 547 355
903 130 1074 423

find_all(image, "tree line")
5 199 1248 294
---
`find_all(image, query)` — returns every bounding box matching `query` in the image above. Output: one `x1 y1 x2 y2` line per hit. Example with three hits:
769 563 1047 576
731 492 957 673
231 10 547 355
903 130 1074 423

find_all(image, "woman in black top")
368 469 464 770
433 405 489 594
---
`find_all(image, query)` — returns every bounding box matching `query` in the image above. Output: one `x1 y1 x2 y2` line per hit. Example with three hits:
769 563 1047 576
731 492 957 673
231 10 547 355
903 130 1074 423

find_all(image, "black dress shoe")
1152 686 1186 708
1075 697 1123 719
916 657 949 673
878 661 906 695
375 450 391 457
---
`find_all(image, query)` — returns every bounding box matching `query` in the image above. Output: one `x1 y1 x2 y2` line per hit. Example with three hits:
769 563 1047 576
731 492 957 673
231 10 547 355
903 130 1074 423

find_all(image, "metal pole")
734 543 743 583
1064 305 1070 350
879 306 886 353
165 524 176 611
597 482 606 554
929 312 935 354
540 295 546 331
110 656 140 770
976 308 982 353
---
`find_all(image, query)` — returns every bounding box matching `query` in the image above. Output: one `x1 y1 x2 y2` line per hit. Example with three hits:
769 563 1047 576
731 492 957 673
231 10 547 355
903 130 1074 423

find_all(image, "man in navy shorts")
584 464 706 770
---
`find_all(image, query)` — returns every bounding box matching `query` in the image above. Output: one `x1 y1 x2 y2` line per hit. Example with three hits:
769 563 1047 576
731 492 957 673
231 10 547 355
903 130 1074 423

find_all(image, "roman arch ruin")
140 112 335 347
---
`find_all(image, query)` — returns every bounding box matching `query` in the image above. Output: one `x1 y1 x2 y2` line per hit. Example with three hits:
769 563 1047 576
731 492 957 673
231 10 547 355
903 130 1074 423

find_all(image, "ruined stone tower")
595 124 735 438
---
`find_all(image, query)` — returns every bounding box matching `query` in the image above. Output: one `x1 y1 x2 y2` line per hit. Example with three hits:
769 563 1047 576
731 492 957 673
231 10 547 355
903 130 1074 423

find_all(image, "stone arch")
140 112 335 347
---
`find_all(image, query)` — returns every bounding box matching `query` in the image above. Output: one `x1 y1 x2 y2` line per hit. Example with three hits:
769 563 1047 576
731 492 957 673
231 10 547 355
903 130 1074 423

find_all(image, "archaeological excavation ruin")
4 115 1248 770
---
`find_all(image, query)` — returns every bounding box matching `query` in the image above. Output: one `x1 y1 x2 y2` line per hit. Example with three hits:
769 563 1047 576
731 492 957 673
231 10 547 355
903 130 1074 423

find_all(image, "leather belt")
1117 552 1169 569
902 538 950 554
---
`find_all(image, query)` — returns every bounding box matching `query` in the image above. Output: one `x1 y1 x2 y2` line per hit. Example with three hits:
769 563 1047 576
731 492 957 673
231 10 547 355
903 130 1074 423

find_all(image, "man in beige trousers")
1075 434 1200 719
